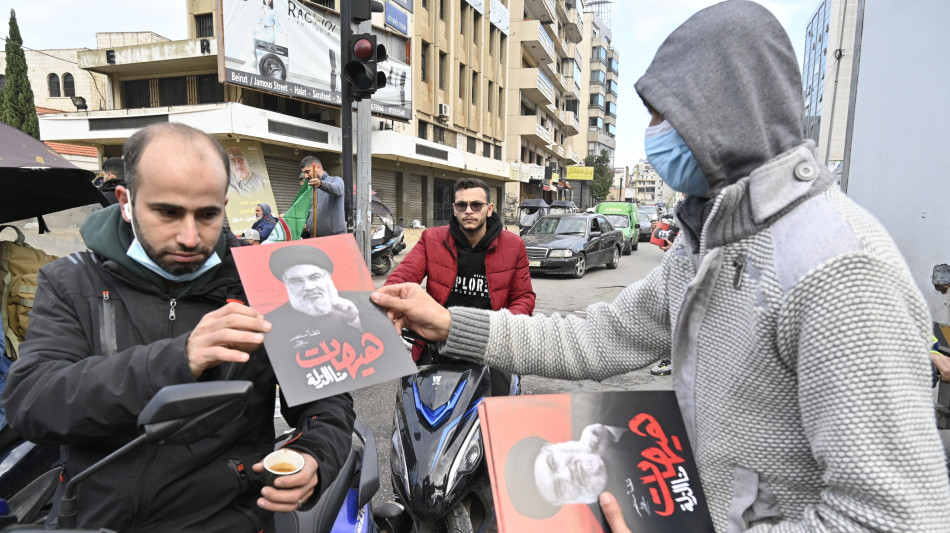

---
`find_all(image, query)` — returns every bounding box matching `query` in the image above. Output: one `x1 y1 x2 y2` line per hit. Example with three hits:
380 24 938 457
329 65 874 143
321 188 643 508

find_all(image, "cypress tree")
2 9 39 138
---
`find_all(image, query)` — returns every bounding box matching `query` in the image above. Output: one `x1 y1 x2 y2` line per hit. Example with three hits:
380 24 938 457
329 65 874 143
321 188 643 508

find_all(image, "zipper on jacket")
99 291 118 357
168 298 177 321
733 255 746 289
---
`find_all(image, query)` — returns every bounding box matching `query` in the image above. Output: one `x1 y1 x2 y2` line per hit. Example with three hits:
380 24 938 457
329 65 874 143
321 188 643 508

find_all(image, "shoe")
650 359 671 376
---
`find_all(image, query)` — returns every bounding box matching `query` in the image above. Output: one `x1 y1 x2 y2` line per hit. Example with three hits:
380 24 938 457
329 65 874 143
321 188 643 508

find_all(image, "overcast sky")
6 0 817 169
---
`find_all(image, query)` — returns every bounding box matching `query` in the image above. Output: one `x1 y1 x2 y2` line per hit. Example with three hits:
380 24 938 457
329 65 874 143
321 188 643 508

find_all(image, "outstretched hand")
371 283 452 342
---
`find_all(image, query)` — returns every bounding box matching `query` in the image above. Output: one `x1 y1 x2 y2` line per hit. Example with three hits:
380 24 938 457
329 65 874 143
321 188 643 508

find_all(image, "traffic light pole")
356 19 373 268
339 0 355 238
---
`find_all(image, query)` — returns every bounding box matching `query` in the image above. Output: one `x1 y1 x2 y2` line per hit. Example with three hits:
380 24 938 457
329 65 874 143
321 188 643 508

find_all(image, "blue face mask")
644 120 709 197
124 195 221 283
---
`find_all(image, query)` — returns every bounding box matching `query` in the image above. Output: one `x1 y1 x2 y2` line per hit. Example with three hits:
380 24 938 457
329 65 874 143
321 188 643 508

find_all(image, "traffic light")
343 34 388 101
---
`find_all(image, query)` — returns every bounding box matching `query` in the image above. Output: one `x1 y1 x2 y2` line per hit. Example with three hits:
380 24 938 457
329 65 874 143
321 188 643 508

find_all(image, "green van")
594 202 640 254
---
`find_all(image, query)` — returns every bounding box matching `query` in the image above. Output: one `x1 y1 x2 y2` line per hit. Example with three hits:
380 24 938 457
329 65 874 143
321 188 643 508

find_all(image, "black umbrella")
0 122 109 231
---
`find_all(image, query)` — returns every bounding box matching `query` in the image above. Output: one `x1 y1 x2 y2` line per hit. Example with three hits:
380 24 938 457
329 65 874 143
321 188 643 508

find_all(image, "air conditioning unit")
437 103 450 118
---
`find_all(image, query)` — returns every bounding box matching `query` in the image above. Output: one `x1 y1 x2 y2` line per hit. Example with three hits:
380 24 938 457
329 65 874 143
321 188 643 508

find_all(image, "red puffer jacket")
385 225 535 357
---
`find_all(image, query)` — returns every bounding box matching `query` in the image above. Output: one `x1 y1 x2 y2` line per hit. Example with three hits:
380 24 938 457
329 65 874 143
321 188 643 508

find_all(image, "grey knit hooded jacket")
443 2 950 531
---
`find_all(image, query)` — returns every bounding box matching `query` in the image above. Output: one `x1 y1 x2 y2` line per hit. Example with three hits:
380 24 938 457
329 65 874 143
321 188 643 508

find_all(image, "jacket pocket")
727 465 783 532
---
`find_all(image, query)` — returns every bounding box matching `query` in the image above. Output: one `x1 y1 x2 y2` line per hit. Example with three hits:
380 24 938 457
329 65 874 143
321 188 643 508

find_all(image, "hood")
449 211 503 252
522 233 585 250
635 0 804 195
257 202 272 217
100 178 126 194
80 204 228 296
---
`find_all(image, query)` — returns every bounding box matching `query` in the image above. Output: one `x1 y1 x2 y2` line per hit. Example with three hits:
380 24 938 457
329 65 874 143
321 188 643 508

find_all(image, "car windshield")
639 207 658 221
548 207 572 215
603 214 629 228
529 217 587 235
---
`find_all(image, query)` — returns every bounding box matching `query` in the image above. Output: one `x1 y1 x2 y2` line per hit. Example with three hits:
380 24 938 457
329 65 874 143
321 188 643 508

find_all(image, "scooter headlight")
372 224 386 240
446 419 482 494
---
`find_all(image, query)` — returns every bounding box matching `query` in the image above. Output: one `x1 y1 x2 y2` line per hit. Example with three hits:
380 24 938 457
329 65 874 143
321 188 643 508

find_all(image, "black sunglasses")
453 201 487 213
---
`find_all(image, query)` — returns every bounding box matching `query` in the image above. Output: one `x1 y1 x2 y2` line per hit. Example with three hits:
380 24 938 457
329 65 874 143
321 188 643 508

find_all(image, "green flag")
283 184 312 240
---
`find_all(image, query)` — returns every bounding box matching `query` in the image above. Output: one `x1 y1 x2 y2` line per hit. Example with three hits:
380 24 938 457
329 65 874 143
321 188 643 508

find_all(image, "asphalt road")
352 236 673 508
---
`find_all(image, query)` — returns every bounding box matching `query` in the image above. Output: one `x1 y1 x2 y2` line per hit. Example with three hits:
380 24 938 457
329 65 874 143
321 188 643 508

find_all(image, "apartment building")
801 0 858 174
572 9 616 165
412 0 512 225
35 0 514 232
504 0 584 207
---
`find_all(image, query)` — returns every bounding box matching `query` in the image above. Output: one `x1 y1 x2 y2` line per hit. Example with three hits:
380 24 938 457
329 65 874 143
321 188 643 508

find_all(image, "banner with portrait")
222 140 279 236
218 0 412 120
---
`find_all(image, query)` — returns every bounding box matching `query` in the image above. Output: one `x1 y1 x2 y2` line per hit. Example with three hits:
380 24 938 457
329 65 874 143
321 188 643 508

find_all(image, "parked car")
521 213 623 279
638 206 660 241
594 202 640 254
548 200 578 214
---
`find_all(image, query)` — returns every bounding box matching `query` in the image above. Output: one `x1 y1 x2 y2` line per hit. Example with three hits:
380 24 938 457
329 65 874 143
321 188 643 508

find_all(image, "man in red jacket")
385 177 535 393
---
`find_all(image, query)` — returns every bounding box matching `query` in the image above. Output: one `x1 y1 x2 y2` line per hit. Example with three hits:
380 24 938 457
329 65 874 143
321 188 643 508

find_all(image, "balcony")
523 0 555 23
567 147 582 164
514 20 555 66
511 114 553 145
587 127 616 148
564 7 584 43
512 68 555 107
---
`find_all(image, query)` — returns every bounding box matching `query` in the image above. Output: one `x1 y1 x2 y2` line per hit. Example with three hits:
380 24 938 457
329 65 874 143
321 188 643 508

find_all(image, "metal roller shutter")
408 175 424 222
264 156 304 214
373 169 398 211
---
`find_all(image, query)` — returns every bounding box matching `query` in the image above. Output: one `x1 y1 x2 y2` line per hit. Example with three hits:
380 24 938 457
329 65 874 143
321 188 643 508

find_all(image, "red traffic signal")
353 38 373 61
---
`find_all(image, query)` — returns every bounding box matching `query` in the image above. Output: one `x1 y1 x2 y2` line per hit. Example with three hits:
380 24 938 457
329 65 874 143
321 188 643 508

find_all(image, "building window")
493 144 502 160
440 0 445 20
433 124 445 143
62 73 75 97
498 86 503 118
196 74 225 104
123 79 151 108
590 70 606 85
489 27 496 57
488 81 494 113
589 93 605 109
589 116 604 129
521 146 528 162
467 136 477 154
159 76 188 106
473 12 482 46
483 141 491 158
261 93 302 115
313 0 334 8
471 72 477 105
592 46 607 64
422 0 427 8
418 120 428 140
195 13 214 38
458 63 465 99
439 52 447 90
459 1 466 35
421 42 430 83
48 74 61 97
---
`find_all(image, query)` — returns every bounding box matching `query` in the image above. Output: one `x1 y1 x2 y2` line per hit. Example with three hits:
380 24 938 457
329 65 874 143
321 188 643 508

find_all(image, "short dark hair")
122 123 228 199
102 157 124 180
300 155 323 170
454 177 490 202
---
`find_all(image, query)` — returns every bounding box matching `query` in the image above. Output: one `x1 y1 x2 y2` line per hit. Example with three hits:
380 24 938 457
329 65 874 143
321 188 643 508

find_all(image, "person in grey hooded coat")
371 2 950 532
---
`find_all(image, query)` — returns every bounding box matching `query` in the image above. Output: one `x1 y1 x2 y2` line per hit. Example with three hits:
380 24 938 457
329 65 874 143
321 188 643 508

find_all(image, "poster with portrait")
222 140 279 236
232 235 416 405
479 392 714 533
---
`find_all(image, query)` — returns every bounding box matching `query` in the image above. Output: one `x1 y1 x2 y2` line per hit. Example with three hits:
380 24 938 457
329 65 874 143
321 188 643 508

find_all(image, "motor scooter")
385 336 518 532
0 382 383 533
371 195 405 276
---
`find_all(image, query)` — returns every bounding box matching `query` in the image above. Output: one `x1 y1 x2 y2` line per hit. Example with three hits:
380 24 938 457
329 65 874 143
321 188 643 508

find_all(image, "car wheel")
632 237 639 251
607 246 621 269
622 238 632 255
572 253 587 279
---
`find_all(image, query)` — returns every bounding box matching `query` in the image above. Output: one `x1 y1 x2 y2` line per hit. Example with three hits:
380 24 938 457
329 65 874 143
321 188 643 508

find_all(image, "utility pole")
356 19 374 267
339 0 355 237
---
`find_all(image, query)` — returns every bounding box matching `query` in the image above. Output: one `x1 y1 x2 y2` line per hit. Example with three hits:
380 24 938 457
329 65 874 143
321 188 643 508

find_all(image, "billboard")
219 0 412 120
221 140 279 235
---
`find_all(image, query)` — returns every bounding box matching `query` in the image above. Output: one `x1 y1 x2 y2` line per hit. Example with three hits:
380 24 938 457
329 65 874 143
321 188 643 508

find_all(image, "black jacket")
1 207 355 532
98 178 126 205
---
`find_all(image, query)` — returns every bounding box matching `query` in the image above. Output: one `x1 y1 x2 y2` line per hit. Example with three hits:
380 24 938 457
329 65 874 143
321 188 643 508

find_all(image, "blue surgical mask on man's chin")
124 195 221 283
644 120 709 197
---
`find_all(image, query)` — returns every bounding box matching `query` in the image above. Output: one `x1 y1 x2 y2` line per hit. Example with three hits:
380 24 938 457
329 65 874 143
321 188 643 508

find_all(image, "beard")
133 216 213 275
287 287 335 316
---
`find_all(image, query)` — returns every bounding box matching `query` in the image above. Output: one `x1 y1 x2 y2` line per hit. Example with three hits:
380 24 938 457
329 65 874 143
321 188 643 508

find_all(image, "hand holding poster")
232 235 416 405
479 392 714 532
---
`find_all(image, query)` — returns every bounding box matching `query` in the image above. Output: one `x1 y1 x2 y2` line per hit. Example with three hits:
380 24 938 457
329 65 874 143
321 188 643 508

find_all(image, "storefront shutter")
264 156 305 215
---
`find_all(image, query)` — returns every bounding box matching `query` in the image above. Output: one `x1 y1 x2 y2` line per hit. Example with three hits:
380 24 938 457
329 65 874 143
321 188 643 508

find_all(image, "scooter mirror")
137 381 253 445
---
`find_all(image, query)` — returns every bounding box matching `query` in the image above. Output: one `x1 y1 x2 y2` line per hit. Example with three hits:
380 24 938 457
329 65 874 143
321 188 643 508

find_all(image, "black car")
521 213 624 278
